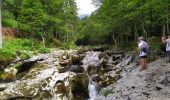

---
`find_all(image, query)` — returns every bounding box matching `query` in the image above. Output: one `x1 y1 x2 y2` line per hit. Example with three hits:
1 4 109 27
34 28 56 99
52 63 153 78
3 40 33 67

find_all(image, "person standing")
162 34 170 62
138 36 149 71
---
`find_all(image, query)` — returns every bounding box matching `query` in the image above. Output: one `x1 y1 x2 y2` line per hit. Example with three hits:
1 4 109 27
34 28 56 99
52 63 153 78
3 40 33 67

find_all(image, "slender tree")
0 0 2 48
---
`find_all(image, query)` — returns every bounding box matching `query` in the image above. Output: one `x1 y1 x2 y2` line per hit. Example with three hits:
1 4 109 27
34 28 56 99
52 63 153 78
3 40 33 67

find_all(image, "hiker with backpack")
137 36 149 71
162 34 170 63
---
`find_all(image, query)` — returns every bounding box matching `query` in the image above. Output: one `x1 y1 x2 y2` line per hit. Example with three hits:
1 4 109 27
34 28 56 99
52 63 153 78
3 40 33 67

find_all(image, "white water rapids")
88 75 98 100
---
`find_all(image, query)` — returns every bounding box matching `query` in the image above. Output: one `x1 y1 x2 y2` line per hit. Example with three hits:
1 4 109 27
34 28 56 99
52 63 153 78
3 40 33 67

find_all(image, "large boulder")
82 51 103 74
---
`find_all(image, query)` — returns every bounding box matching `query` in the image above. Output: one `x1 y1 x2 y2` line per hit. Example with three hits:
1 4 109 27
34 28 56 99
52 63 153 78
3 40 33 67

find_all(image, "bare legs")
167 51 170 62
140 57 147 71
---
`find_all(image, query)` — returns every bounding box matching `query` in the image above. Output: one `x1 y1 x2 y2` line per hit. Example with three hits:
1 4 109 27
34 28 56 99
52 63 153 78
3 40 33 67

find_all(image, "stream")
88 75 98 100
0 48 129 100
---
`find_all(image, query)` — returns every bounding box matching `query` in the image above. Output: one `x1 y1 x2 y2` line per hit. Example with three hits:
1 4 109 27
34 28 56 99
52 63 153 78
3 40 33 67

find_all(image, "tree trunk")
142 25 148 40
150 6 153 36
167 4 169 34
30 33 35 49
167 22 170 35
162 24 166 37
66 32 68 43
41 34 45 47
134 25 139 43
0 0 2 48
111 32 118 47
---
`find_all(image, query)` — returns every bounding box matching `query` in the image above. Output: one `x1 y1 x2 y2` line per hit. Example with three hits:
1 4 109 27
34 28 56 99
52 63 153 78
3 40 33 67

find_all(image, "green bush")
19 50 32 60
38 47 50 53
2 18 18 28
60 42 77 49
0 36 52 66
102 89 113 97
147 37 165 62
0 50 16 64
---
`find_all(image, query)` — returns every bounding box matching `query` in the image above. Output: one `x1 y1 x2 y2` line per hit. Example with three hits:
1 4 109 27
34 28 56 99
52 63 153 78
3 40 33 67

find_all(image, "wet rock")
17 61 37 74
87 65 98 75
2 96 32 100
58 65 69 73
55 81 66 94
68 73 89 99
112 54 122 61
71 54 84 64
59 59 72 66
38 90 52 99
69 65 84 73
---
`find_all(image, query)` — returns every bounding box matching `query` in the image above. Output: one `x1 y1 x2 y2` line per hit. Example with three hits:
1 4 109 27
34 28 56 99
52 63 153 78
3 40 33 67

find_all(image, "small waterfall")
88 75 98 100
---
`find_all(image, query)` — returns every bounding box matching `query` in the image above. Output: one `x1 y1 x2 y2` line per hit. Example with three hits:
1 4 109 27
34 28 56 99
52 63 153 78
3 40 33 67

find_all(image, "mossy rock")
0 67 18 81
102 89 113 97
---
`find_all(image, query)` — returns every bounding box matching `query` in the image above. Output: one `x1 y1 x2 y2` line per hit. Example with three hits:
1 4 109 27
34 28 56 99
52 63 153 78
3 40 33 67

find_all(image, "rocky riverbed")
96 58 170 100
0 48 170 100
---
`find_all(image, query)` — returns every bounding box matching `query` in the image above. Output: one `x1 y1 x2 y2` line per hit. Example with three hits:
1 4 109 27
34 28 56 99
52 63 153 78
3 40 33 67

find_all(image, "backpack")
141 41 149 55
142 47 149 55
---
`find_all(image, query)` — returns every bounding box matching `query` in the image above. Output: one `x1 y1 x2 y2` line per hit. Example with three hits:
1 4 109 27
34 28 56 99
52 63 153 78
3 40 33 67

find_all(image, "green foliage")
77 0 170 47
18 50 32 59
2 0 169 50
0 50 16 65
2 0 79 48
147 37 165 62
2 18 18 28
38 47 50 53
60 41 77 49
0 36 51 66
102 89 113 97
148 37 162 51
2 10 18 27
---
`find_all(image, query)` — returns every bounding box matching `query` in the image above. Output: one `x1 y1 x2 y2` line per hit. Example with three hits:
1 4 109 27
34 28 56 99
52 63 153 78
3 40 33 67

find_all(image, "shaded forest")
2 0 78 48
1 0 170 48
77 0 170 47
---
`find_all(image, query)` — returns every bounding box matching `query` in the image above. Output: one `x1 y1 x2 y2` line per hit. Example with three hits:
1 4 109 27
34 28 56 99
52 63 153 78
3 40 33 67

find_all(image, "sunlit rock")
82 51 103 74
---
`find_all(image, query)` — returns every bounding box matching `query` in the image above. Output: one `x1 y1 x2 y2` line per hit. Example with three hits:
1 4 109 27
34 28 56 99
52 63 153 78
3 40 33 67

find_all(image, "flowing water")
88 75 98 100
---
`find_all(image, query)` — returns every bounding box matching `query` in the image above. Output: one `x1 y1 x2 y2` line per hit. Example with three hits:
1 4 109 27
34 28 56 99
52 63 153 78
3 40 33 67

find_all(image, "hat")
138 36 144 41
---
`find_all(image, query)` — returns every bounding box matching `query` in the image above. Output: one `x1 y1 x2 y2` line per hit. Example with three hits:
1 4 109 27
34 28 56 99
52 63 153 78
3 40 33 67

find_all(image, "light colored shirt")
138 40 149 57
166 39 170 51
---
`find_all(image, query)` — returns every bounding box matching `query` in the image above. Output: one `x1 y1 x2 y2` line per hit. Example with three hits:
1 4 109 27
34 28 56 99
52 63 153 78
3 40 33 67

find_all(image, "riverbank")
0 47 169 100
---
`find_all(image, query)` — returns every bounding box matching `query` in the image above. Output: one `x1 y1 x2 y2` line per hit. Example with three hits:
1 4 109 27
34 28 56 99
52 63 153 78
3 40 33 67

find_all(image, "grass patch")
102 89 113 97
0 36 50 66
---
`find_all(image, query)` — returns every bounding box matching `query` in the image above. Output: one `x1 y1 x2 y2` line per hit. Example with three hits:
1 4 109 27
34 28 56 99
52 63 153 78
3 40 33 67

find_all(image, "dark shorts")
140 55 147 58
